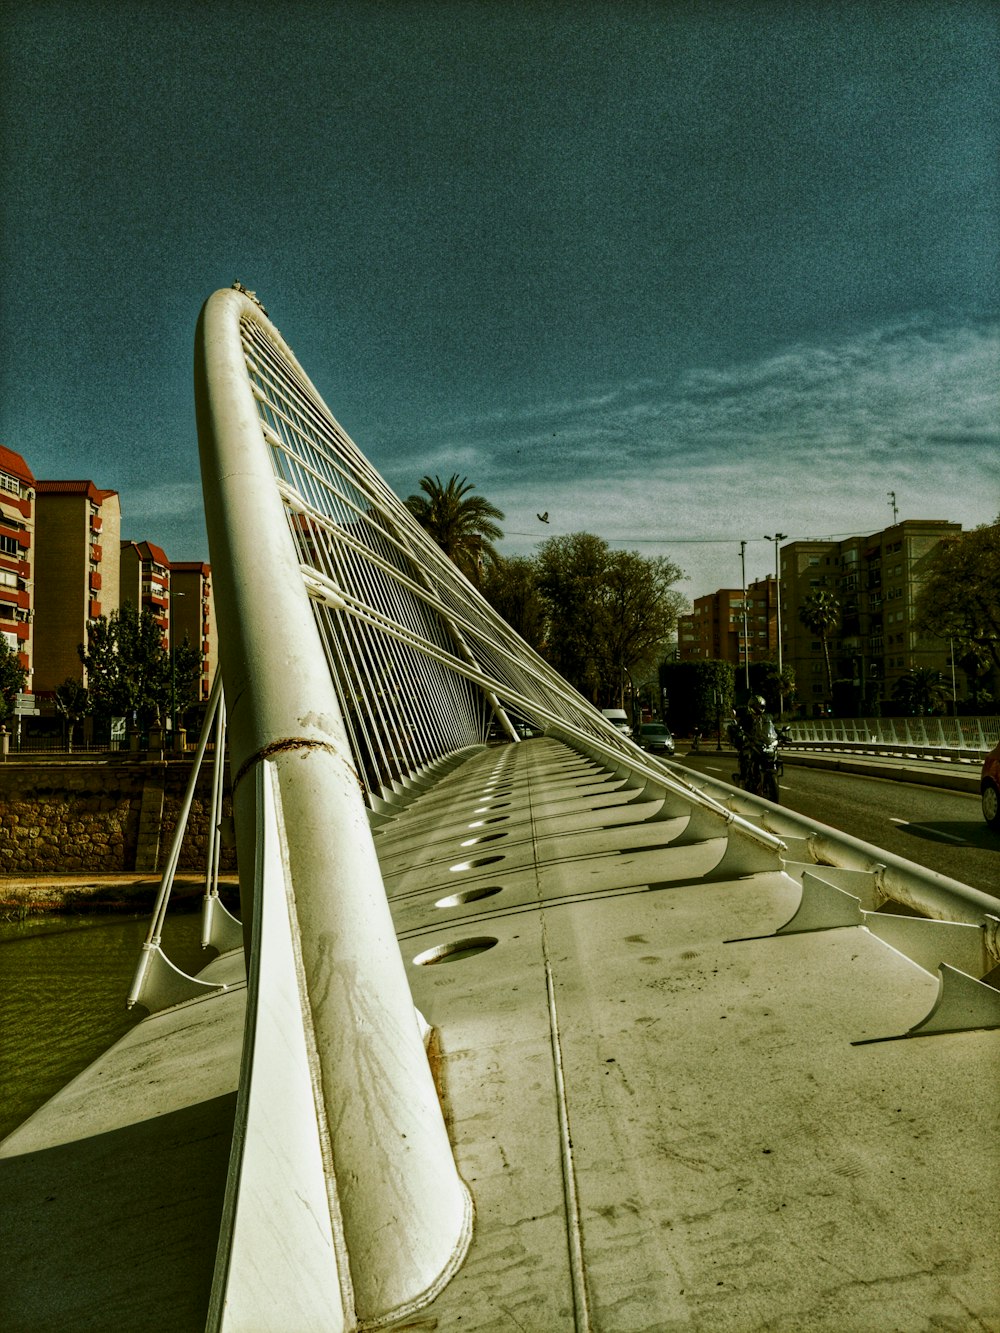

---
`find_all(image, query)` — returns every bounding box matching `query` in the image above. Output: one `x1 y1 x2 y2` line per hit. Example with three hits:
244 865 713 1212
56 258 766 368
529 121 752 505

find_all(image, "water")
0 909 214 1142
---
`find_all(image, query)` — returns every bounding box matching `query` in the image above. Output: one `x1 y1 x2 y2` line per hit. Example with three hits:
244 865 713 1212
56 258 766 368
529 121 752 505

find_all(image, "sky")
2 0 998 604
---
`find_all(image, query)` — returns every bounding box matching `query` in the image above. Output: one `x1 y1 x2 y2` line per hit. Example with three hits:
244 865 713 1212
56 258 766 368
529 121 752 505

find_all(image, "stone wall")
0 758 237 875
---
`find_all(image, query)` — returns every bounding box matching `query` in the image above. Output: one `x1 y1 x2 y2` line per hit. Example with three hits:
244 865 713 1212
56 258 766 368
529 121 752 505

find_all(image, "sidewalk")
0 873 240 914
783 747 981 794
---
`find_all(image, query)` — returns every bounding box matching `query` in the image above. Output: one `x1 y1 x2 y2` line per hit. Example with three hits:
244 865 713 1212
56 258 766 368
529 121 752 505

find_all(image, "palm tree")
892 667 948 716
405 474 504 584
797 590 840 699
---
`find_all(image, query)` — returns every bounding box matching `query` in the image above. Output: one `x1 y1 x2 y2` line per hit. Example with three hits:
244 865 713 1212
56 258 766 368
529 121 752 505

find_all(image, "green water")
0 910 214 1141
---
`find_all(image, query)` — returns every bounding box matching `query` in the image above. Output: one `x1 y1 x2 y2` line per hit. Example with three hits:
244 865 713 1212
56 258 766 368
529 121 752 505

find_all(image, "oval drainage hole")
449 855 505 872
435 886 503 908
413 937 499 966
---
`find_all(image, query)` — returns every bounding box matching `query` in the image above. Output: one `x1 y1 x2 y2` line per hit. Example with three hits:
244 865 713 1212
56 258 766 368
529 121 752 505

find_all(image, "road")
676 752 1000 900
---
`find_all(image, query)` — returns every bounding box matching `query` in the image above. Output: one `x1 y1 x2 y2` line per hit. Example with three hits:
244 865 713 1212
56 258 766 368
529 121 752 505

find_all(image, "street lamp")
764 533 787 715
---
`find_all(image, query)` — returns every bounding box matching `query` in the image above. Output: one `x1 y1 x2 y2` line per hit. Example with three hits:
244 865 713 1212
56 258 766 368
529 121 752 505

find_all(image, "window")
0 535 18 557
0 471 20 497
0 569 16 588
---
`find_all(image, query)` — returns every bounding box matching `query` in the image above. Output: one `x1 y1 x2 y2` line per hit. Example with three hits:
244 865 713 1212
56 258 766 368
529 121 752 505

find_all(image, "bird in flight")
537 512 549 523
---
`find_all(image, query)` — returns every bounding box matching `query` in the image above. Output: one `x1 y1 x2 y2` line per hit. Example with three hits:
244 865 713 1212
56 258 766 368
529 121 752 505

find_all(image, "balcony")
0 585 28 609
90 599 102 619
0 523 30 550
90 543 103 563
89 571 102 592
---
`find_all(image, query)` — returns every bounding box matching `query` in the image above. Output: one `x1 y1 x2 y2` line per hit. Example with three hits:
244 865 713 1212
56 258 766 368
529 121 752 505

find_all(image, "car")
638 721 675 756
981 739 1000 830
601 708 632 737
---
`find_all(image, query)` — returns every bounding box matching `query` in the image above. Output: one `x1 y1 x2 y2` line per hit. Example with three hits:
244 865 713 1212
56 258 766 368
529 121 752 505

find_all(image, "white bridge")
2 287 998 1332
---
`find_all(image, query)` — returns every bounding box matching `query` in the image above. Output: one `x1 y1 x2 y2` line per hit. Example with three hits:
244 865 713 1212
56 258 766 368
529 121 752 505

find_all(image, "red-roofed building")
120 539 171 647
34 480 122 694
170 561 218 704
677 576 778 668
0 445 36 690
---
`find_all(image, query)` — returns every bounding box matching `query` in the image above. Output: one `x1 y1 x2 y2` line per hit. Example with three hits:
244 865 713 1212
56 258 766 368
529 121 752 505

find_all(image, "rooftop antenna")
887 490 898 524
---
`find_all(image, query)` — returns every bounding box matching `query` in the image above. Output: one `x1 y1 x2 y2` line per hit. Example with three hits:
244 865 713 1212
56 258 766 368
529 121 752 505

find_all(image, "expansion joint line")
543 942 593 1332
530 751 593 1332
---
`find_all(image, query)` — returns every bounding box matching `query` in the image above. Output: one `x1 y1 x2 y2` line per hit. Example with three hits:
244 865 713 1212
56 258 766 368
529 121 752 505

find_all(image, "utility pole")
764 533 787 716
740 540 750 692
888 490 898 524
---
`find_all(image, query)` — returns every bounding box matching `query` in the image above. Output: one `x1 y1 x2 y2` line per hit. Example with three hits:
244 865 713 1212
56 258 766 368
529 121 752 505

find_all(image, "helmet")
748 694 766 713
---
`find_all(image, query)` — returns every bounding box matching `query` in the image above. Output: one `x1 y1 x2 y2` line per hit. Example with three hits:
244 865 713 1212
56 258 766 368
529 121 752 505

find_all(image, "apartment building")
0 445 36 690
120 540 171 647
780 519 961 714
169 560 217 703
677 575 778 670
679 588 743 662
33 480 121 696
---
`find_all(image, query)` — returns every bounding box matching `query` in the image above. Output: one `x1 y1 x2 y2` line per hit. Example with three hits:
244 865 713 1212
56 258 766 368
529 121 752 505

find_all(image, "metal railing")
785 715 998 760
2 737 211 757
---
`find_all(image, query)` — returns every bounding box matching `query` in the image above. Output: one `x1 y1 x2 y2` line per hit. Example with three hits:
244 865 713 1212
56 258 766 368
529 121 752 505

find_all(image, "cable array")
236 318 636 809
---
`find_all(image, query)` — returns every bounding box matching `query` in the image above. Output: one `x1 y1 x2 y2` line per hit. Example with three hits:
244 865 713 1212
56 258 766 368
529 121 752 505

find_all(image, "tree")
0 639 27 724
660 658 735 737
170 634 204 730
78 603 171 730
53 677 90 752
535 532 608 699
797 590 840 698
747 659 796 718
892 667 949 716
914 517 1000 675
480 556 547 652
405 474 504 584
536 533 686 703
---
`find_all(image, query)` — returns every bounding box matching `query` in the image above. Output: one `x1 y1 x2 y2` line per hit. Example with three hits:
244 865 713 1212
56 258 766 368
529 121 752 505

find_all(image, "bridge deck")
1 738 997 1331
385 738 998 1330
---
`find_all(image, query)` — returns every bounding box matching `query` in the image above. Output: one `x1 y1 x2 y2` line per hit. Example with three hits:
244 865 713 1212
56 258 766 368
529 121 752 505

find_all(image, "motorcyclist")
728 695 774 787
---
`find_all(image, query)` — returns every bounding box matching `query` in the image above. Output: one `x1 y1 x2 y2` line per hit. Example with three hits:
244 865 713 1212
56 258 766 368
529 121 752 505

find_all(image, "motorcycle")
731 719 790 803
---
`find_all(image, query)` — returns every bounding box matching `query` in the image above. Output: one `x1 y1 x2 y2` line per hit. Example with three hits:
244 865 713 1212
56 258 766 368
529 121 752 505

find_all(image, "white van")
600 708 632 737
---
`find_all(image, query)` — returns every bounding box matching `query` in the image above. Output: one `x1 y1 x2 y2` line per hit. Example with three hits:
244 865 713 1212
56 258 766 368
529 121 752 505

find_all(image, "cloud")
415 312 999 597
121 481 205 521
